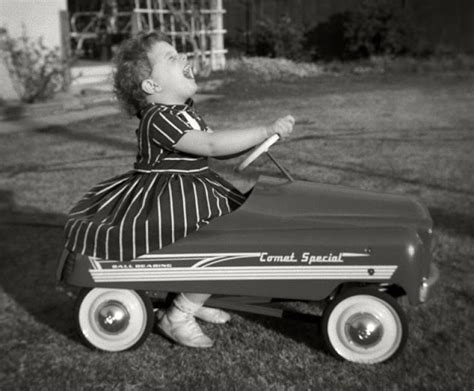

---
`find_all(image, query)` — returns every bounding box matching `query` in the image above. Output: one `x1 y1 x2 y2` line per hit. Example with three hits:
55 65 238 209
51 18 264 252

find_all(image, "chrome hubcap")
345 312 383 348
96 301 130 334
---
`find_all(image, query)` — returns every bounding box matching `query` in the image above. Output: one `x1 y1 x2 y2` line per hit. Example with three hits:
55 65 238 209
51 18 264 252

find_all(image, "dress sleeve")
149 109 194 150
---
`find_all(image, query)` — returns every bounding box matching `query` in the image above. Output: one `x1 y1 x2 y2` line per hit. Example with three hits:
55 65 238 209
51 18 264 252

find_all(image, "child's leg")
157 293 230 348
158 292 213 348
167 293 210 320
168 293 231 323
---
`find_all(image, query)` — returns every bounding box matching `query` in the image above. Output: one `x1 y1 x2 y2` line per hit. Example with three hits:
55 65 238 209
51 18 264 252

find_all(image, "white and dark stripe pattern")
65 103 246 261
90 265 399 282
85 252 398 283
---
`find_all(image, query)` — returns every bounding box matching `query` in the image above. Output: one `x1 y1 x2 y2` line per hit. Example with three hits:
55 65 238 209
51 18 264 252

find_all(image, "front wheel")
75 288 154 352
321 288 408 364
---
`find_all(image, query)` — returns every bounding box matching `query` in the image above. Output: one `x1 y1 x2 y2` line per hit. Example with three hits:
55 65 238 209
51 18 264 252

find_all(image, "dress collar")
139 99 195 118
155 98 194 111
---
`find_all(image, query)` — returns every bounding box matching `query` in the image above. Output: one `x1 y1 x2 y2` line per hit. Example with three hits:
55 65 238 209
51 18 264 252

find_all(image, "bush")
251 16 306 61
304 12 352 61
1 28 70 103
305 0 421 61
344 0 421 58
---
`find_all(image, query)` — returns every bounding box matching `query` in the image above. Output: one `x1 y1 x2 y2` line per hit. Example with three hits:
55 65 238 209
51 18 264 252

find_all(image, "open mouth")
183 64 194 80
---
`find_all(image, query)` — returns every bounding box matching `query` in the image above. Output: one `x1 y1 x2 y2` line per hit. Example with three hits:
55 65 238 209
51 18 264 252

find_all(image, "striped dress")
64 102 246 261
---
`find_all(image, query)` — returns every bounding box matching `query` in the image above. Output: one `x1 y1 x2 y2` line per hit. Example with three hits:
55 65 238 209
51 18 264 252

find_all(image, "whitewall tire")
322 288 408 364
75 288 154 352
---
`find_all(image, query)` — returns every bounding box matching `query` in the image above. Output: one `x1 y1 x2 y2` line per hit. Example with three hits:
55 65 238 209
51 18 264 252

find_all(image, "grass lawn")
1 71 473 390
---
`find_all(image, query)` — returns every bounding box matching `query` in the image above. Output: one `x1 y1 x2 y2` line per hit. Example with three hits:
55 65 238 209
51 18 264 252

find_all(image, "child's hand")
268 115 295 139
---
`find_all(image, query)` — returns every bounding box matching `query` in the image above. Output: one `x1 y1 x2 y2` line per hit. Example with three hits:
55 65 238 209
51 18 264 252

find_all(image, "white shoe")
157 313 214 348
195 307 231 324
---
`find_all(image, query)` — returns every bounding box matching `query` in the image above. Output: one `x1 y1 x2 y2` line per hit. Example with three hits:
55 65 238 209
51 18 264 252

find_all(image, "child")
64 31 294 348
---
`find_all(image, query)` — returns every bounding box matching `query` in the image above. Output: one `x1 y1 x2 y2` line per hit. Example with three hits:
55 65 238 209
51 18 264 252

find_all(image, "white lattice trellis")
133 0 226 73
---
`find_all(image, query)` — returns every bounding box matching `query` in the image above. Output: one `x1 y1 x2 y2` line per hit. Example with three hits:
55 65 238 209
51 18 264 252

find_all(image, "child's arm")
174 115 295 157
195 128 253 160
212 148 253 160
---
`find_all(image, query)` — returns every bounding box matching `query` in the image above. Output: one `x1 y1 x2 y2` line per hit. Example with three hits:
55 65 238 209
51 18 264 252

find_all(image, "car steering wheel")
237 134 280 172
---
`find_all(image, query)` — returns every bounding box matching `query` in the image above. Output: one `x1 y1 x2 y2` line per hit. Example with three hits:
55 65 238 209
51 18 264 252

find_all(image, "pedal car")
56 134 439 364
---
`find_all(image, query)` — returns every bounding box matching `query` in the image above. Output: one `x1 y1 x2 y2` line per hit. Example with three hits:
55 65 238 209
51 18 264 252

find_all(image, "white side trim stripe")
90 265 398 282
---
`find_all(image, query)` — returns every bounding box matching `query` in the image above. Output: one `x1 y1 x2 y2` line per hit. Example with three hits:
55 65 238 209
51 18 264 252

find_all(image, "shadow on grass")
429 207 474 238
0 190 79 343
1 119 136 177
33 124 135 152
239 310 326 353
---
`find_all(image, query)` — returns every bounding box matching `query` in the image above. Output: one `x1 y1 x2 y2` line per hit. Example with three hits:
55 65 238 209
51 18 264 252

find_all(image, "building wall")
0 0 68 100
0 0 67 48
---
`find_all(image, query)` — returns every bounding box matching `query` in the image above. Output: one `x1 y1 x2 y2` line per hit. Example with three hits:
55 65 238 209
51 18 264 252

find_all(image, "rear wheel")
75 288 154 352
321 287 408 364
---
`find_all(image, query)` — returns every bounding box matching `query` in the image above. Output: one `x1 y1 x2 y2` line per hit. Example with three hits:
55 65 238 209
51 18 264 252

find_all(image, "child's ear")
141 79 161 94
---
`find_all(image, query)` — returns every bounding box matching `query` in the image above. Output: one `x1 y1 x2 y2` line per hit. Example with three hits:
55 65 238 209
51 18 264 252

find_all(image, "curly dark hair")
113 30 171 116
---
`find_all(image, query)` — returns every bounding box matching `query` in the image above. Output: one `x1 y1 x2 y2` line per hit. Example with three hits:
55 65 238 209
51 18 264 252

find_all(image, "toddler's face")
146 41 197 102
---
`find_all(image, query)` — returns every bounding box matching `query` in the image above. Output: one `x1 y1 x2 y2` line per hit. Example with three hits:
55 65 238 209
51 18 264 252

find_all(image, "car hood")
210 176 432 230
